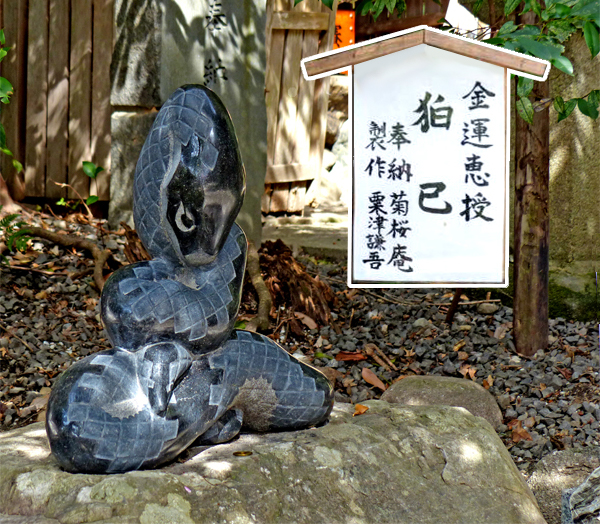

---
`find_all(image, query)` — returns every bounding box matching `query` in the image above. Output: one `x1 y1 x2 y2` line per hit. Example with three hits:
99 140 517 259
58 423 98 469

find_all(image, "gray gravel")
0 211 599 478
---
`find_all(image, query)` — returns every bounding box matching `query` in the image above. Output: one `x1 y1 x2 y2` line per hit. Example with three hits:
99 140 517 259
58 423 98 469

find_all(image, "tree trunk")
513 12 550 357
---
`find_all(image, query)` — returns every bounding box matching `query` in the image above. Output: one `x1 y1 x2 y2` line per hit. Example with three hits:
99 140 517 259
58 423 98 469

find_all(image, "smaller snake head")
135 84 245 266
165 130 243 266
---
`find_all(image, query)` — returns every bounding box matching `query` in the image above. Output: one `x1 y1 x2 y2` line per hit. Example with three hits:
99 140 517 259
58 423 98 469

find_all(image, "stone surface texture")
527 448 600 524
1 402 546 524
108 111 157 229
381 374 503 429
111 0 162 107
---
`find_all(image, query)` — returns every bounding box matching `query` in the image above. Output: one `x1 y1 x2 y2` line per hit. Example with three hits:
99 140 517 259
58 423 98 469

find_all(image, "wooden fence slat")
307 1 336 202
25 0 49 197
269 182 291 213
91 0 113 201
68 0 92 199
270 12 330 30
2 0 28 200
292 0 319 164
46 0 69 200
265 163 316 183
273 27 303 165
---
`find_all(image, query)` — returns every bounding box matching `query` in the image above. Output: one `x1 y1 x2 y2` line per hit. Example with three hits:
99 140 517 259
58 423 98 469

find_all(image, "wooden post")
513 10 549 357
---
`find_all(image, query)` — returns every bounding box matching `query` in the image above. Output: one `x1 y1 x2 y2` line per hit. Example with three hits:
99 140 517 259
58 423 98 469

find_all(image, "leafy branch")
0 29 23 174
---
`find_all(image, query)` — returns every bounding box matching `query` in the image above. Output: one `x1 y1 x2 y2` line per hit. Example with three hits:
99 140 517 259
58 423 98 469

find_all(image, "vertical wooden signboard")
302 26 549 288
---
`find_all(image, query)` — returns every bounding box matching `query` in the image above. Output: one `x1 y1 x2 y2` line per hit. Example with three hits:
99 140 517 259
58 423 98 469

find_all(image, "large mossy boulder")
0 401 545 523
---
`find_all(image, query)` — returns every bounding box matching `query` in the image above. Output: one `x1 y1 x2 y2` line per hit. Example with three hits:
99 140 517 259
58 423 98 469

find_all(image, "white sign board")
350 44 508 287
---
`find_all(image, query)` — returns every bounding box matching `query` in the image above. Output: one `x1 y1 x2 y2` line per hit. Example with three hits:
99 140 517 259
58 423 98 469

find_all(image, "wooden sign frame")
301 25 549 288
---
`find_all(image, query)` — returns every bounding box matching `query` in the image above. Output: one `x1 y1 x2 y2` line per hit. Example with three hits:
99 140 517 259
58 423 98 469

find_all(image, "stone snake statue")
46 85 334 474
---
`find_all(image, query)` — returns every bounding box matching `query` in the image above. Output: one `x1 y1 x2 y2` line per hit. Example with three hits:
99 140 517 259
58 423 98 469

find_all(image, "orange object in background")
334 10 355 49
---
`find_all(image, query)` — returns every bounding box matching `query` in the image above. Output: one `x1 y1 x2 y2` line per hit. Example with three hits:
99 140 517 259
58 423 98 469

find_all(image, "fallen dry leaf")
482 375 494 389
511 422 533 443
362 368 387 391
459 363 477 380
319 367 342 386
457 351 469 361
353 404 369 416
335 351 367 362
453 340 466 352
294 312 318 330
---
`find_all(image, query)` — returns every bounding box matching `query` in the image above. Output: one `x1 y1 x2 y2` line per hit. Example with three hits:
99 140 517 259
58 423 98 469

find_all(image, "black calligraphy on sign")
390 191 409 217
366 233 386 251
387 244 413 272
363 251 386 270
418 182 452 214
388 123 411 150
388 158 412 182
366 121 387 150
365 156 386 178
462 81 496 110
460 193 494 222
412 92 453 132
388 219 411 238
205 1 227 31
334 24 343 46
462 118 492 148
204 57 227 87
367 191 388 235
464 154 490 186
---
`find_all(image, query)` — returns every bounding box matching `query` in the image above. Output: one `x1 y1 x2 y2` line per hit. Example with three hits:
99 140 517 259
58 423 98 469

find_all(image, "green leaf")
514 36 563 59
315 352 333 360
320 0 334 8
583 21 600 57
234 320 246 329
472 0 484 14
56 198 67 206
86 195 99 205
294 0 303 5
578 97 599 118
0 146 12 156
517 76 534 97
553 3 572 16
570 0 600 25
12 159 22 172
0 49 7 63
588 89 600 106
547 19 577 42
557 98 577 121
0 123 6 150
484 37 505 44
517 96 534 123
0 30 5 46
505 0 522 15
553 95 566 113
82 161 98 179
511 25 541 37
551 55 574 75
497 21 517 36
521 0 542 17
0 76 12 103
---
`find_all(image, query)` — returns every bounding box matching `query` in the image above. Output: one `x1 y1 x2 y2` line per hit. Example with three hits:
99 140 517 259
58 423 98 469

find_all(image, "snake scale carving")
46 85 334 473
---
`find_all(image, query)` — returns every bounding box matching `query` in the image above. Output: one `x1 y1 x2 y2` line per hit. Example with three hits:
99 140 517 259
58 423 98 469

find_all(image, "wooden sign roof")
302 25 550 81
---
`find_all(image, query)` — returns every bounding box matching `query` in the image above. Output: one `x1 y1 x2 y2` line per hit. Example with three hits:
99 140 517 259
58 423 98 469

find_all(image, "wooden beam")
423 30 547 78
304 30 424 77
271 12 330 31
304 27 548 79
265 163 315 184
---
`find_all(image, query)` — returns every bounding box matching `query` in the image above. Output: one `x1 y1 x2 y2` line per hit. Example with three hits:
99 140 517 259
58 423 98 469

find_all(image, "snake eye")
175 202 196 233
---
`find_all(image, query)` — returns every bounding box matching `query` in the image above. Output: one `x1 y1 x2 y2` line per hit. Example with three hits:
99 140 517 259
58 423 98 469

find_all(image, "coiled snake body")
46 85 334 474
